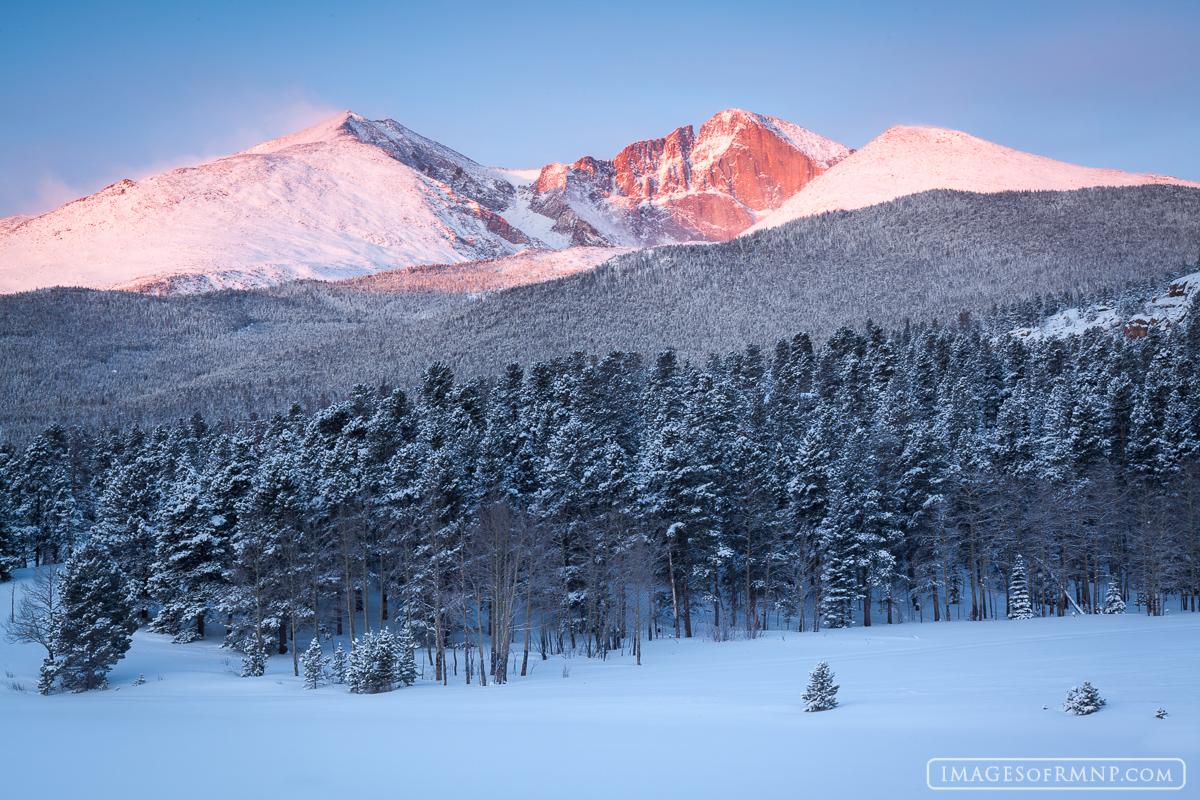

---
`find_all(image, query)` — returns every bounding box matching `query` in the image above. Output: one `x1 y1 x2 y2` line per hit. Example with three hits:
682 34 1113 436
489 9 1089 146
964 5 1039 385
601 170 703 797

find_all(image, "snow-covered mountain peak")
744 124 1200 234
239 110 365 154
524 108 851 247
694 109 850 171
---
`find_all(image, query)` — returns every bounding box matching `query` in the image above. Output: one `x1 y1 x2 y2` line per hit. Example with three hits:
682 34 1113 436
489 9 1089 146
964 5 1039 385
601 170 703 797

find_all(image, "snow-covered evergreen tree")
300 638 327 689
802 660 839 712
149 466 229 643
393 625 418 687
346 630 398 694
0 445 22 580
1103 582 1126 614
329 642 349 684
241 641 267 677
1064 681 1106 715
51 540 137 692
37 658 57 695
1008 555 1034 619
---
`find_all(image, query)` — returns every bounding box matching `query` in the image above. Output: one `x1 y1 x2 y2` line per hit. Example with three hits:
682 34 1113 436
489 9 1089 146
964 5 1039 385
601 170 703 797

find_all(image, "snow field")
2 566 1196 799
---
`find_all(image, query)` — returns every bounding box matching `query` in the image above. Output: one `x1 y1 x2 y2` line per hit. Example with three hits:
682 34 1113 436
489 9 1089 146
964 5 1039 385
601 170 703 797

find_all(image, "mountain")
0 109 847 295
4 111 1197 297
745 125 1200 233
0 111 542 295
523 109 850 246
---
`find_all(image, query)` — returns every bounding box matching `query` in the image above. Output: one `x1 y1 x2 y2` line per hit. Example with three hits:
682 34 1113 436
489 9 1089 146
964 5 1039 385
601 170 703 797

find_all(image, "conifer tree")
1064 681 1106 715
347 630 397 693
393 625 418 687
52 540 137 692
329 642 349 684
1008 555 1034 619
802 660 839 712
149 466 229 642
301 638 327 689
0 445 21 580
37 658 57 695
1103 582 1126 614
241 641 267 677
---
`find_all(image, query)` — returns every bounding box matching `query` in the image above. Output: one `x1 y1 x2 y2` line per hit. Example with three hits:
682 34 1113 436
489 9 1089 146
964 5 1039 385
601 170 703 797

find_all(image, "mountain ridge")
2 111 1196 296
746 125 1200 233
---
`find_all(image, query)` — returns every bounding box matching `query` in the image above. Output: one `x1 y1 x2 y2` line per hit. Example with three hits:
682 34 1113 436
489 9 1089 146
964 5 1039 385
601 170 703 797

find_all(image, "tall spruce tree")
1008 555 1034 619
51 540 137 692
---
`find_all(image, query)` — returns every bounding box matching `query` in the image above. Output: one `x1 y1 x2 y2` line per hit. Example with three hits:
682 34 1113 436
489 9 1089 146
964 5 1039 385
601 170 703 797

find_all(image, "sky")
1 0 1198 218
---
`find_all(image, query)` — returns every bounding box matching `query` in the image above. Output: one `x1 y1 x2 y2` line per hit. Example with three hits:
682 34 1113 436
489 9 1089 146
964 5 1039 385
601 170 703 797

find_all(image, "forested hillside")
4 289 1199 686
1 185 1197 440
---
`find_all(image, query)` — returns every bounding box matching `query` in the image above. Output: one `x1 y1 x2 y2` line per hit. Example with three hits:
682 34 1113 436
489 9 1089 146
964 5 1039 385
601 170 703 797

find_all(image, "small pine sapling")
37 658 58 695
1103 583 1126 614
132 673 146 686
1155 707 1168 719
393 626 418 687
802 660 839 712
1064 682 1106 715
241 641 267 677
1008 556 1034 619
300 638 328 689
329 642 349 684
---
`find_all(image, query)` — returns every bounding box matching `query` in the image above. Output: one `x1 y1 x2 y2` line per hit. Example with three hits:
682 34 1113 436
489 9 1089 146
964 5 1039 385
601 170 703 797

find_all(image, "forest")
3 280 1199 690
2 184 1198 442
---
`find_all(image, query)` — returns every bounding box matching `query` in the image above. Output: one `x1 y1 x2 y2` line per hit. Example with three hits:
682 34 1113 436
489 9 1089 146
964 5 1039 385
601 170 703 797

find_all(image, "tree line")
3 292 1199 687
3 185 1197 443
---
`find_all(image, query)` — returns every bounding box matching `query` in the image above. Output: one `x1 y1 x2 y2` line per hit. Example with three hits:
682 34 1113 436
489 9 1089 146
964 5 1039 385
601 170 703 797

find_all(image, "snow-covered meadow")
2 568 1195 799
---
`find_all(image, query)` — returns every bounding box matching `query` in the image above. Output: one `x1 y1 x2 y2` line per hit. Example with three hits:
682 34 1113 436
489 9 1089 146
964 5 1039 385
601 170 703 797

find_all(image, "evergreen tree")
241 641 267 677
300 638 327 689
51 540 137 692
15 425 82 566
1064 681 1106 715
90 433 162 620
393 625 418 687
347 630 397 694
149 466 229 642
37 658 57 695
1008 555 1034 619
802 660 839 712
329 642 349 684
1103 582 1126 614
0 445 22 580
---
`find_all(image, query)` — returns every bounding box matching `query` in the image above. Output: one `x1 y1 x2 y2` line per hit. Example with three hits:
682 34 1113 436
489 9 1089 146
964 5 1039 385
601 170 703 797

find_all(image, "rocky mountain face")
525 109 850 246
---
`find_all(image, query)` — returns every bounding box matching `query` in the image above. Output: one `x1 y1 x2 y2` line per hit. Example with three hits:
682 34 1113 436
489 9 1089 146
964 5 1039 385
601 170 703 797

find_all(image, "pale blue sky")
1 0 1197 217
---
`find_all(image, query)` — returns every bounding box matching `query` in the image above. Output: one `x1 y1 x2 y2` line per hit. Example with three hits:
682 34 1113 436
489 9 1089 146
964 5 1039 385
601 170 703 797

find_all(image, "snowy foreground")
2 581 1196 798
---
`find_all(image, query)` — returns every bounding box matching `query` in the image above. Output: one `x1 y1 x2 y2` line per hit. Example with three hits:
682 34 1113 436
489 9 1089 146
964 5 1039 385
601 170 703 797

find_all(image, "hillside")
1 185 1197 439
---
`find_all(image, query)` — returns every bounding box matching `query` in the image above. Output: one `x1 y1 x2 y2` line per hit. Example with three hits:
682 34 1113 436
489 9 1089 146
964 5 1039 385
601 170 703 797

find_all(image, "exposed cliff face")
524 109 851 246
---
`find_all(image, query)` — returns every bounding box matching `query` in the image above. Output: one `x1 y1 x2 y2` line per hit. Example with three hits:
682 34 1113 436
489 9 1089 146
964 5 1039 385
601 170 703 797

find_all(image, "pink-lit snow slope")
0 112 531 295
338 246 635 294
745 125 1200 234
